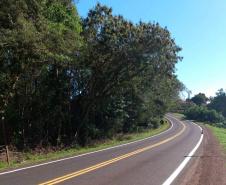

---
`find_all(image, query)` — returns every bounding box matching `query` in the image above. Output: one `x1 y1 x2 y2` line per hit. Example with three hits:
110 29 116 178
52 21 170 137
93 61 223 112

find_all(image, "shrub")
185 105 225 124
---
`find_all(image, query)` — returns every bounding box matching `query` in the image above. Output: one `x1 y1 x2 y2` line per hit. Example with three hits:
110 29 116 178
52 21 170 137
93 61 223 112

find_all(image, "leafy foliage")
0 0 82 148
185 105 225 124
0 2 184 149
189 93 207 106
73 3 183 139
208 89 226 118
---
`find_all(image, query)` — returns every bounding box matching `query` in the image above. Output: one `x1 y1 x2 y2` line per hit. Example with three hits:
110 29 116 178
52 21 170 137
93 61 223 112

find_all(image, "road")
0 113 203 185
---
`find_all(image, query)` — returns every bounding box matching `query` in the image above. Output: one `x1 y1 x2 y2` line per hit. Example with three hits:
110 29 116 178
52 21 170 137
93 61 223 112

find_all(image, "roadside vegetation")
209 126 226 151
0 119 169 170
184 89 226 128
0 0 183 159
173 113 186 118
185 106 225 126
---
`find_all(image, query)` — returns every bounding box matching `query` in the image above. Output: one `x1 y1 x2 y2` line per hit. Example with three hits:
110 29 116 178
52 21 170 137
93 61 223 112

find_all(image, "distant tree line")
0 1 184 150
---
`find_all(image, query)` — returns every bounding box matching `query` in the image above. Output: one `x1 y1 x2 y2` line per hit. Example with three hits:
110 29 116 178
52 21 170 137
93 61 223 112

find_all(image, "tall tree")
0 1 184 148
73 3 182 140
0 0 82 147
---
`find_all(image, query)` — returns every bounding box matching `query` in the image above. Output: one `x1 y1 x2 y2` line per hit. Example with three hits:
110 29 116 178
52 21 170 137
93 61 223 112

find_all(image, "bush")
185 105 225 124
149 118 161 129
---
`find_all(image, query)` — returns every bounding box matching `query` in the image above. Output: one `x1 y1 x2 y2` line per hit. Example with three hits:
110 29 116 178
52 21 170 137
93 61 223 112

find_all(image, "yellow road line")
39 115 185 185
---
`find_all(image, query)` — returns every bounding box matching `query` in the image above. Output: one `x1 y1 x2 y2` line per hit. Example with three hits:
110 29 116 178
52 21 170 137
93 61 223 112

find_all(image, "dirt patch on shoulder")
183 125 226 185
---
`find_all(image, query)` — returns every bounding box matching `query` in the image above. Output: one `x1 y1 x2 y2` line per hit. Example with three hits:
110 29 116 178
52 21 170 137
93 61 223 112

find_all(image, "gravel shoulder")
182 124 226 185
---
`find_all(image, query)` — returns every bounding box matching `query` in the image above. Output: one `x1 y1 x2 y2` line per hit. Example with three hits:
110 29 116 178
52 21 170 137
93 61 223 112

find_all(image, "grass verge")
205 125 226 151
172 113 186 118
0 119 169 171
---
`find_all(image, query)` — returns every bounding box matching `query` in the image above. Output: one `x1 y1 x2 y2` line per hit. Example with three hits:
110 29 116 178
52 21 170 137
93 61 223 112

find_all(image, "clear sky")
76 0 226 98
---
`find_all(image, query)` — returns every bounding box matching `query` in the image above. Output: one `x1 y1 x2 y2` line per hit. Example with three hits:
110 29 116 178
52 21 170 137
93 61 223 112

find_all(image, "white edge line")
168 113 203 132
162 120 204 185
0 117 173 176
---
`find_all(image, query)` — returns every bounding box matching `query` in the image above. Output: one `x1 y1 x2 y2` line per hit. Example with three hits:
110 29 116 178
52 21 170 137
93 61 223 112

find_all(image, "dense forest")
0 0 184 150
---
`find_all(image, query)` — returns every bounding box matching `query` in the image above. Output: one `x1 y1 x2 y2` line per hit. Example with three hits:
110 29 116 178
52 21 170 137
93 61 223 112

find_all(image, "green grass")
172 112 186 118
206 125 226 151
0 119 169 171
206 125 226 167
173 113 226 153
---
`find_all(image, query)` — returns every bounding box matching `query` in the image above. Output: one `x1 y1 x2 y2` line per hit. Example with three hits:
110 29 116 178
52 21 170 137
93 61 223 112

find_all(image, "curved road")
0 113 203 185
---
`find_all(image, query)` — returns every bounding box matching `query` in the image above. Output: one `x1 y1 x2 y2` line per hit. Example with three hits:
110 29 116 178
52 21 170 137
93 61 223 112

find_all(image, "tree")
0 1 184 148
185 105 224 123
72 3 182 140
190 93 207 106
0 0 82 148
208 89 226 117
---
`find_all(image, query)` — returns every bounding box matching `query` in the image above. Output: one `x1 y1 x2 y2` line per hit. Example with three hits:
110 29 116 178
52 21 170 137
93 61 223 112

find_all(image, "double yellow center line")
39 115 185 185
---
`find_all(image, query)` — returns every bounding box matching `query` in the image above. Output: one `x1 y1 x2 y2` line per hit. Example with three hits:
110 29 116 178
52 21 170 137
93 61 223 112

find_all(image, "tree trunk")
74 99 96 142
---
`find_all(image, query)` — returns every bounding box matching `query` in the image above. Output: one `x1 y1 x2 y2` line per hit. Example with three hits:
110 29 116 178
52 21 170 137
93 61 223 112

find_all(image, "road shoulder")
182 124 226 185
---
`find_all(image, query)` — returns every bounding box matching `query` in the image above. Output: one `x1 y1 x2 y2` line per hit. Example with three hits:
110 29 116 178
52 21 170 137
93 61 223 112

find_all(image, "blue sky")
76 0 226 98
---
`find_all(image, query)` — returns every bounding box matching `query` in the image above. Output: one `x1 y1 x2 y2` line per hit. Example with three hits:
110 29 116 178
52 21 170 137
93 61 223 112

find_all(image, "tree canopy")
190 93 207 106
0 2 184 149
208 89 226 118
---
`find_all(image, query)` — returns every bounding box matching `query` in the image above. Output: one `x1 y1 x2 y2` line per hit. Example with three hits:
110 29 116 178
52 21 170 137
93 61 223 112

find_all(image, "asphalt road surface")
0 113 203 185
